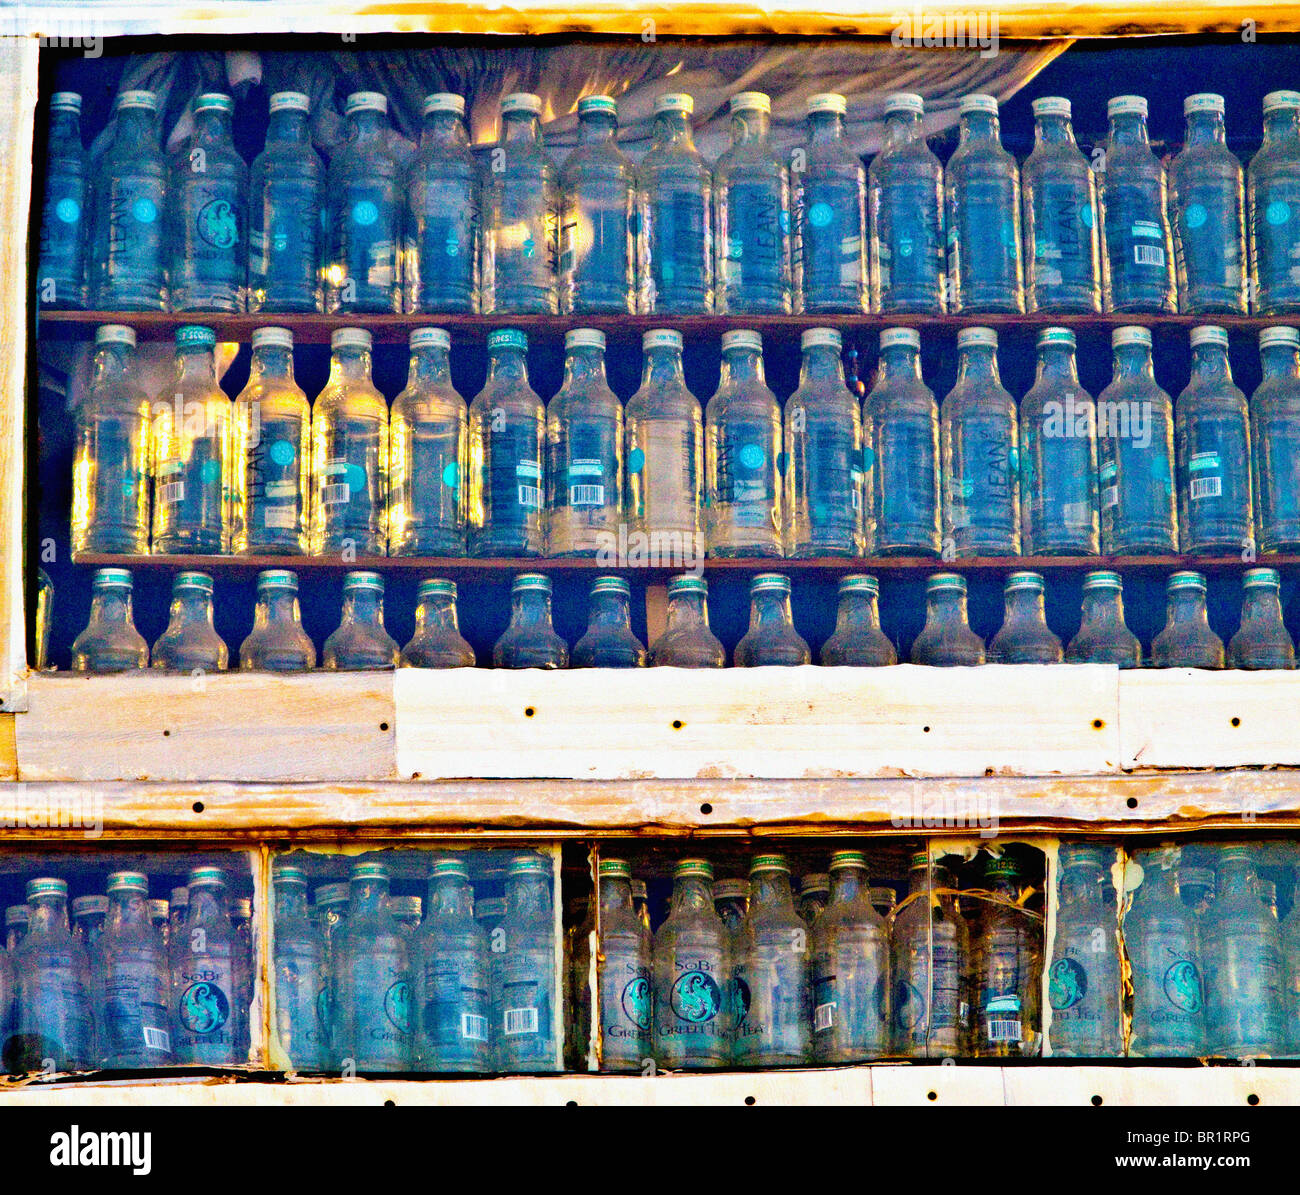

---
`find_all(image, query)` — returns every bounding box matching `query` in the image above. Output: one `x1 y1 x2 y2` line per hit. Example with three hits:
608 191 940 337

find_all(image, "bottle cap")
507 854 551 877
4 905 27 927
985 855 1023 879
721 329 763 353
673 858 714 880
50 92 82 112
475 896 505 919
176 324 217 350
106 871 150 894
273 865 308 886
1190 325 1228 348
799 872 830 894
230 898 252 918
389 895 422 917
565 328 606 351
577 95 618 117
807 93 847 116
252 326 293 350
829 850 868 870
350 861 390 882
749 853 790 875
95 324 136 348
1184 93 1225 116
1218 845 1253 864
171 886 189 906
187 866 227 888
926 572 966 594
501 92 543 116
1082 569 1123 592
346 91 388 115
315 882 350 906
655 93 694 116
750 572 791 594
488 328 528 353
838 574 879 596
92 567 133 590
631 879 647 900
712 878 749 900
1263 90 1300 113
342 570 385 592
116 90 158 111
730 91 771 114
884 92 925 116
257 569 298 592
1032 96 1071 118
1005 570 1045 593
591 575 631 597
71 894 110 916
269 91 310 114
959 93 999 116
1036 326 1076 349
667 575 708 596
26 878 67 901
1112 325 1152 349
148 899 170 920
418 578 458 600
1259 325 1300 350
194 93 234 114
880 327 920 351
643 328 683 351
1180 866 1215 893
406 329 450 356
331 327 372 351
1243 567 1281 589
512 573 552 594
956 326 998 350
431 857 470 881
598 858 633 879
1167 570 1207 592
174 571 214 594
423 93 465 116
869 885 897 907
1108 95 1148 118
1061 846 1106 870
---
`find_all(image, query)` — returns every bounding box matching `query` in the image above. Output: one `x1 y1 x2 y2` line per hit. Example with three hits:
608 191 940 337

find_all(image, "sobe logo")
384 981 411 1032
197 198 238 249
179 981 230 1034
621 977 651 1031
1163 960 1203 1013
670 970 721 1024
1048 958 1088 1010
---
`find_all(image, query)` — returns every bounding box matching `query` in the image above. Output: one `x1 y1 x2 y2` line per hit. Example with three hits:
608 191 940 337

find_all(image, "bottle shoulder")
316 381 390 418
626 384 703 418
706 382 781 421
392 385 468 419
470 382 544 417
865 377 938 414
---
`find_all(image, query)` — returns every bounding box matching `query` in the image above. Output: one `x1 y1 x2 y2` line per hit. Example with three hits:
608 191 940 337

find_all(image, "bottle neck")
749 871 796 911
878 345 922 384
835 591 881 633
510 590 555 630
267 108 310 146
1185 112 1227 147
507 874 550 918
115 107 157 146
957 346 1002 386
587 591 633 630
807 110 845 145
502 111 542 146
730 108 772 146
188 885 227 923
341 589 385 627
748 590 795 631
487 347 529 385
665 591 709 632
1036 344 1080 384
599 875 635 917
800 344 847 386
1059 865 1104 907
257 589 303 626
27 895 69 937
274 885 310 921
1080 587 1125 628
720 347 764 386
108 891 151 930
1003 588 1048 627
670 875 713 913
422 110 468 147
415 593 460 633
578 111 618 144
409 346 452 387
884 109 924 148
641 346 686 388
194 107 234 147
828 865 868 905
1166 590 1211 627
1218 859 1256 899
349 877 390 915
1112 344 1155 381
176 346 218 386
1263 108 1300 148
328 347 374 387
348 109 387 142
1109 112 1150 147
1034 113 1077 147
959 111 1000 145
430 875 475 918
562 346 609 391
925 590 970 629
1260 345 1300 382
91 344 137 389
250 345 294 386
1191 344 1233 384
90 587 135 628
170 589 215 628
1241 588 1284 623
653 111 696 149
50 108 82 144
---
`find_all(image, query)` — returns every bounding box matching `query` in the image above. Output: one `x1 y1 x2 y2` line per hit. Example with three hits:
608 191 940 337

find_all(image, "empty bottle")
972 854 1043 1057
401 579 475 668
572 576 646 668
89 90 167 310
911 572 986 666
1176 325 1253 554
151 571 228 672
793 93 867 314
706 330 783 556
987 572 1064 664
311 328 388 556
71 568 148 673
941 327 1021 556
1250 91 1300 315
1228 567 1296 669
867 327 940 555
36 92 88 309
546 328 623 557
870 93 945 313
390 329 467 556
734 573 811 666
1022 97 1102 312
799 875 830 925
714 92 792 314
1048 845 1121 1057
647 574 726 668
239 569 317 672
593 860 651 1071
405 94 480 314
323 571 400 670
95 871 172 1069
72 324 151 555
1251 325 1300 552
1066 570 1143 667
171 866 240 1066
1171 94 1247 314
167 93 246 313
784 327 867 557
1020 327 1100 554
271 864 330 1072
945 93 1023 313
1097 326 1178 554
493 573 568 669
495 854 557 1072
1152 570 1225 669
820 574 897 666
326 93 402 314
1098 95 1177 313
248 91 324 313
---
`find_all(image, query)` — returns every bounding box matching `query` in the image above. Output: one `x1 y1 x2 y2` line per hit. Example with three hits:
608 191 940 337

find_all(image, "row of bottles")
72 319 1300 562
37 85 1300 317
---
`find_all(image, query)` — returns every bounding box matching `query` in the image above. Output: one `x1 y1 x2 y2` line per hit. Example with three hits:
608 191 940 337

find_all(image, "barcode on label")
517 484 542 509
1190 476 1223 500
320 482 350 506
504 1007 539 1036
813 1003 836 1032
1102 484 1120 509
570 484 605 507
987 1018 1022 1043
264 505 298 529
1133 244 1166 266
159 481 184 505
461 1013 488 1042
143 1026 172 1051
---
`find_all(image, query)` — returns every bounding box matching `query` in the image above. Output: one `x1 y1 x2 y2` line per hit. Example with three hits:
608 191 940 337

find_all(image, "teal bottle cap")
512 573 552 593
350 861 390 882
1168 570 1207 592
106 871 150 894
926 572 966 594
667 575 708 595
578 95 618 117
501 92 543 115
116 90 158 110
591 575 631 597
51 92 82 111
598 858 633 879
176 324 217 350
71 894 110 915
1036 327 1076 349
315 882 350 906
750 572 791 594
174 571 213 593
1005 570 1045 593
195 93 234 113
1243 567 1281 589
257 569 298 591
1082 569 1123 591
423 93 465 116
26 877 67 901
1061 846 1106 870
488 328 528 352
430 857 470 880
187 866 227 888
418 578 458 600
92 567 133 589
343 570 385 592
507 854 551 877
273 864 308 886
838 574 879 595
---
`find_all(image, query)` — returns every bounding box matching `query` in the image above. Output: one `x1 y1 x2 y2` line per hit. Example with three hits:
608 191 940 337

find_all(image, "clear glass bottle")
5 906 28 954
734 573 811 666
405 94 480 314
70 894 108 958
987 571 1064 664
36 91 88 309
390 328 467 556
35 569 53 672
546 328 623 556
784 327 867 557
1228 567 1296 669
1097 326 1178 554
166 93 246 313
945 93 1023 314
152 324 232 555
95 871 172 1069
72 324 151 555
869 93 945 313
171 866 241 1066
238 569 317 672
310 327 388 556
572 576 646 668
647 574 726 668
593 859 652 1072
168 889 188 951
636 94 713 314
248 91 323 313
323 571 400 670
401 579 476 668
714 92 792 315
867 326 940 554
910 573 986 666
941 327 1021 556
70 567 149 673
1170 94 1248 314
492 573 568 669
149 901 170 943
314 884 350 964
388 897 423 937
706 330 783 556
1250 325 1300 552
495 853 557 1072
468 328 545 557
820 574 897 666
1250 91 1300 315
1048 845 1121 1057
798 875 830 925
971 854 1043 1058
1152 570 1225 668
1022 96 1102 313
151 570 228 672
271 863 331 1072
1066 570 1144 667
1176 325 1253 554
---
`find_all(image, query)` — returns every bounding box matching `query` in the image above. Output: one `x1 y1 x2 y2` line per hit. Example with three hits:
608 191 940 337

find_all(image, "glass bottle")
232 898 255 1060
314 884 349 964
566 888 595 1071
238 569 317 672
647 574 726 668
166 93 246 313
70 567 148 673
485 93 559 315
1170 94 1248 314
405 93 480 314
388 897 423 937
151 570 228 672
70 895 108 960
310 327 388 556
1097 326 1178 554
945 93 1023 314
271 863 330 1072
326 92 401 314
798 875 830 925
248 91 323 313
594 859 652 1072
793 93 867 314
871 887 897 919
36 92 88 309
1228 567 1296 669
468 328 545 557
5 906 28 953
1048 845 1121 1057
1250 91 1300 315
784 327 868 557
1251 325 1300 552
492 573 568 669
233 327 310 555
88 90 166 310
1066 570 1143 667
572 576 646 668
401 579 476 669
869 92 945 313
713 879 749 948
636 93 713 313
546 328 623 557
910 572 986 666
1019 327 1100 555
1151 570 1225 668
987 571 1064 664
95 871 172 1069
714 92 792 314
152 324 232 554
387 328 467 556
168 889 188 951
867 326 940 554
819 574 897 666
495 853 557 1072
35 569 53 672
940 326 1021 556
323 571 400 670
1176 325 1253 553
1022 96 1102 313
171 866 240 1066
705 329 783 556
72 324 151 555
1099 95 1177 313
149 900 170 944
972 854 1043 1058
734 573 811 666
1180 867 1216 917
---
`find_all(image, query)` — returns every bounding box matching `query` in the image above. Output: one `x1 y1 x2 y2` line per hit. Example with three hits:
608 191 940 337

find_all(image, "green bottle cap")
92 567 133 589
273 865 308 886
105 871 149 894
838 574 879 596
1243 567 1280 589
26 877 67 901
985 856 1023 879
591 575 630 597
418 578 458 600
1036 327 1076 349
926 572 966 594
1168 570 1206 592
578 95 618 117
750 573 791 594
667 575 708 596
257 569 298 591
749 853 790 875
908 852 931 870
343 570 385 592
829 850 868 870
176 324 217 350
187 866 227 888
1082 570 1123 591
174 571 213 594
1061 846 1106 870
194 93 234 114
488 328 528 352
1005 571 1045 593
508 854 551 877
673 858 714 880
512 573 552 594
598 859 633 879
350 861 390 882
431 857 470 881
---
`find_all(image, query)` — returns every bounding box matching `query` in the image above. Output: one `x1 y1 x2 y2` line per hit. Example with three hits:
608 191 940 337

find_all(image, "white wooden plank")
866 1063 1007 1105
1004 1065 1300 1107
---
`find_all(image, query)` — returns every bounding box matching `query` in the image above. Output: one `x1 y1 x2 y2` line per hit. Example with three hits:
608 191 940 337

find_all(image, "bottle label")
418 177 478 306
1175 178 1244 291
670 966 723 1026
1188 450 1223 499
515 459 543 510
339 179 399 295
649 187 710 301
550 417 619 514
949 414 1017 538
255 177 320 295
721 178 787 300
105 174 165 296
321 457 353 506
1032 176 1094 289
714 419 777 526
1253 177 1300 295
1103 177 1169 286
